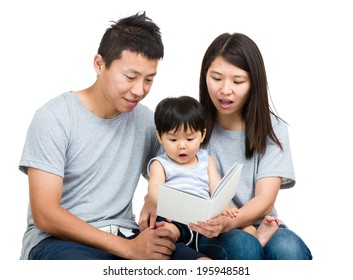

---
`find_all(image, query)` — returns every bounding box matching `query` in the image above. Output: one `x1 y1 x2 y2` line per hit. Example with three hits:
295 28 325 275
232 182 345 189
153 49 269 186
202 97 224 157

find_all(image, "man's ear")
94 54 104 74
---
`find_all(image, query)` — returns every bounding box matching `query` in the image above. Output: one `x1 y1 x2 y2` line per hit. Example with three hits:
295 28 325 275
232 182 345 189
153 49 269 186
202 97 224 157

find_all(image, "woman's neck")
217 113 244 131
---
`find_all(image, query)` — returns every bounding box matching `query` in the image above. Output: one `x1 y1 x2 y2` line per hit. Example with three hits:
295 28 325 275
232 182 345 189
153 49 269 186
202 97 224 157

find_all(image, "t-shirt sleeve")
19 106 68 177
141 121 164 180
256 118 296 189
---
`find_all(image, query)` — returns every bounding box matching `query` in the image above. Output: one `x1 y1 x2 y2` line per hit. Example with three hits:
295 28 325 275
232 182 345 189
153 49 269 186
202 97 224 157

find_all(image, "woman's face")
206 56 250 119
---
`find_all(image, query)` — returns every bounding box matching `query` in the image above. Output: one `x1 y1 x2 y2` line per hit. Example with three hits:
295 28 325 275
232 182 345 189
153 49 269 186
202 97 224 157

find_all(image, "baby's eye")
187 138 195 141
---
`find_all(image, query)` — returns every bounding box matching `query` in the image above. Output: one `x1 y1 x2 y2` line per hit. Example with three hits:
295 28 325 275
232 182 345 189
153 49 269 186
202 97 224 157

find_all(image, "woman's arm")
189 177 281 237
222 177 281 232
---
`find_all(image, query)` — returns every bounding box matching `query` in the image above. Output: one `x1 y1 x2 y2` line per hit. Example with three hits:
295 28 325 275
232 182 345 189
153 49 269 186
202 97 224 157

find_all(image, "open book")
157 162 243 225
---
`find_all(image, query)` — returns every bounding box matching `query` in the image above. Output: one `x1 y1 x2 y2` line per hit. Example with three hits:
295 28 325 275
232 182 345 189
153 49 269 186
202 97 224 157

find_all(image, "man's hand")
139 195 157 231
130 221 177 259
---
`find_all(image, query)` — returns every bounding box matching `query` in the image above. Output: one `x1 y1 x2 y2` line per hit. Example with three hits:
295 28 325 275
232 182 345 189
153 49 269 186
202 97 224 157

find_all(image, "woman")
188 32 312 260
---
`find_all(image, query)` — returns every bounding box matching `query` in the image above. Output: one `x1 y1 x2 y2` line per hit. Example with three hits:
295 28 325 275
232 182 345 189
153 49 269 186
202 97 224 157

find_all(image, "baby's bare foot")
256 216 279 247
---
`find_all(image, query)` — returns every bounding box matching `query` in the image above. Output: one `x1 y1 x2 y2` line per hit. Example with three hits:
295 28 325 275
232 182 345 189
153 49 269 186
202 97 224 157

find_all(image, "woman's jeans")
195 225 313 260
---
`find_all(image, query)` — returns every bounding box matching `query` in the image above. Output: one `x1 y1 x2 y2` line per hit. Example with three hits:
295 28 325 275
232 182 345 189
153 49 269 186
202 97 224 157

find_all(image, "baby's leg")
241 225 257 237
256 216 280 247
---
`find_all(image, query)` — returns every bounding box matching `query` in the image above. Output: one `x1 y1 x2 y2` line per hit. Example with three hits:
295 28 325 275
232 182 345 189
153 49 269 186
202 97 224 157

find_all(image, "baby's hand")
221 206 239 218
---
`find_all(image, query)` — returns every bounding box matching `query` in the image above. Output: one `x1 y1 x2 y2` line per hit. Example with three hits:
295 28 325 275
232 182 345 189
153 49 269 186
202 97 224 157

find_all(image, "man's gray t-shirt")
206 114 295 226
19 92 161 259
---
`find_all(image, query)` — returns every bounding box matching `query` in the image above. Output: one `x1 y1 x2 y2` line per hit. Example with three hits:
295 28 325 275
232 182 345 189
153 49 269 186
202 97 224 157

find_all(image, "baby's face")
159 127 205 167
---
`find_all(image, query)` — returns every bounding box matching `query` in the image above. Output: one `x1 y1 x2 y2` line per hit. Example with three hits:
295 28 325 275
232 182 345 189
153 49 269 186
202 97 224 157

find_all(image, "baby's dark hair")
155 96 206 135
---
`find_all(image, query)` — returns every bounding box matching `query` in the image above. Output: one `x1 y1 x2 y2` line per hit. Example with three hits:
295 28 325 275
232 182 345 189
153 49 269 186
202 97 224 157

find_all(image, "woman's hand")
189 215 227 238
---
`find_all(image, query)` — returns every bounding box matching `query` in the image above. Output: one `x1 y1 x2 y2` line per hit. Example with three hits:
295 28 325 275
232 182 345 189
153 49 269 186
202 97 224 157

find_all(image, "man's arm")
28 167 177 259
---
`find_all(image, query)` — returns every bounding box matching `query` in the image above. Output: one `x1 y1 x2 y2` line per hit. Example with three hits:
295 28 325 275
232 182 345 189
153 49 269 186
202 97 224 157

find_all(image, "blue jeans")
28 229 140 260
28 229 206 260
195 225 312 260
29 236 123 260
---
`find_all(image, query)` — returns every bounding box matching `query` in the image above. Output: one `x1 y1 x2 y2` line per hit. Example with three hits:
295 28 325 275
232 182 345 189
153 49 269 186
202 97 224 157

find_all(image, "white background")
1 0 352 278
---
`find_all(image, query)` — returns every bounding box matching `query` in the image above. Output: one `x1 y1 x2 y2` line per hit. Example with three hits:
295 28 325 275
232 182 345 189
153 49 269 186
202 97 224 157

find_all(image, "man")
19 12 179 260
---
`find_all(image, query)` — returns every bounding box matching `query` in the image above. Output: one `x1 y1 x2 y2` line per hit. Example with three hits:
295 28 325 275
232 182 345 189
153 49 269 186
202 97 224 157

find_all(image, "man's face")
96 50 158 117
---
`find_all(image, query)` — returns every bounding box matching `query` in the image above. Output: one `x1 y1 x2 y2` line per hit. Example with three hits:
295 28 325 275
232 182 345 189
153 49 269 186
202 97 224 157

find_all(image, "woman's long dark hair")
199 33 282 159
